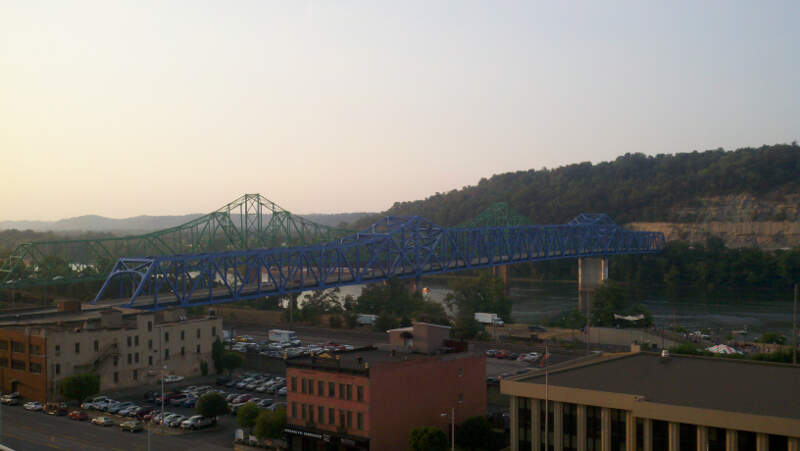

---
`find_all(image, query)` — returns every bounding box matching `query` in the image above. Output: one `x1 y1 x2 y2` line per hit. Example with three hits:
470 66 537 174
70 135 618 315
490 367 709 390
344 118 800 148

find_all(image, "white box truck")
474 312 504 327
268 329 298 343
356 314 378 326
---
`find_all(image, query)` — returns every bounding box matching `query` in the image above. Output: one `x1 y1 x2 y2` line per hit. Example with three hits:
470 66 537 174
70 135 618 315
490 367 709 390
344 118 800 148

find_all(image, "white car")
160 375 184 384
24 401 43 411
180 415 216 430
80 401 95 410
277 387 287 396
166 414 187 428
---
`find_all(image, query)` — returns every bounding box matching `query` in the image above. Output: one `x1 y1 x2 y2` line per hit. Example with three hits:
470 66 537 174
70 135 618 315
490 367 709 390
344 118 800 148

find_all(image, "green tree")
409 426 448 451
254 408 287 440
58 373 100 403
195 392 230 418
374 312 399 332
200 360 209 376
413 300 450 326
456 416 492 451
452 310 482 339
757 332 786 345
220 351 243 375
211 337 225 374
445 272 511 322
237 402 261 433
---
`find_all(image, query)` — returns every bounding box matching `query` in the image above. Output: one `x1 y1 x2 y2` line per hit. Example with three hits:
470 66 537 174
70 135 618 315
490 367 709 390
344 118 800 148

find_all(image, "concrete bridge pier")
578 257 608 314
493 265 510 295
408 276 423 296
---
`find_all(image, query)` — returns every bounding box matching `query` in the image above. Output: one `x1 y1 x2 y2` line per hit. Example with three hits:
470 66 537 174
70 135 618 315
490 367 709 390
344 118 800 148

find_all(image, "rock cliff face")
626 194 800 249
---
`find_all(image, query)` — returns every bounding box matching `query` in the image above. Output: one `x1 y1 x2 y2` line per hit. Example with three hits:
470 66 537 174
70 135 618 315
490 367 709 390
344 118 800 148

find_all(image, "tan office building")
501 352 800 451
0 301 222 402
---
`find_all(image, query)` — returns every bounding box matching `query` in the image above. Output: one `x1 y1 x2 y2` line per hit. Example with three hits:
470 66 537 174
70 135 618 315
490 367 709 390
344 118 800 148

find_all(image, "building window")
339 383 345 400
196 329 200 338
55 363 60 374
346 384 352 400
318 381 324 396
357 385 364 402
148 339 152 350
318 406 324 424
518 397 532 450
147 321 152 332
75 343 80 354
127 336 132 347
291 402 297 418
0 358 8 368
308 404 313 422
586 406 602 451
458 393 463 404
180 330 185 341
346 411 352 428
135 353 139 363
328 407 335 425
114 372 118 383
133 369 138 381
29 344 42 355
563 403 578 451
611 409 627 451
196 345 201 354
357 412 363 430
113 357 118 367
458 367 463 377
768 434 788 451
148 355 153 365
212 326 216 337
339 410 346 428
0 341 8 350
164 332 169 342
11 360 24 371
164 349 169 360
55 344 60 355
93 340 99 352
179 346 184 356
127 353 132 365
12 341 24 353
291 377 297 392
302 404 307 420
328 382 335 398
308 379 314 395
135 336 139 346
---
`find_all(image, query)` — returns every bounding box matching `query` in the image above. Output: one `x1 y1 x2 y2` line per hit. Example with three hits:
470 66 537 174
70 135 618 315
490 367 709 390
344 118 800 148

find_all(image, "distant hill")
0 212 373 234
352 144 800 248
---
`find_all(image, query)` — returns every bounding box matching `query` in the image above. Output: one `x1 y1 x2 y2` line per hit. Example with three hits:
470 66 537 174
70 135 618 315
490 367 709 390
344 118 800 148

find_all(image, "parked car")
24 401 43 411
43 402 68 416
216 376 231 386
165 414 187 428
108 401 136 414
255 399 274 408
69 410 90 421
1 392 20 405
118 405 140 416
265 402 287 411
158 375 184 384
232 394 252 404
91 416 115 426
143 391 158 403
142 410 160 422
277 387 287 396
181 397 198 408
225 393 239 402
180 415 216 430
120 420 144 432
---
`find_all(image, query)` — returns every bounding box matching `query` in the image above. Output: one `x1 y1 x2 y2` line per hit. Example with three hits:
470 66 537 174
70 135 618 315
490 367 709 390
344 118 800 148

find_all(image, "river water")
331 279 796 340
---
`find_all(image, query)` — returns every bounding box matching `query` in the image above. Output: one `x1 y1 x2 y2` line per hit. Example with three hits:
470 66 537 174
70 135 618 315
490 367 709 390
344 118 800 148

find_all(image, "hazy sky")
2 1 798 221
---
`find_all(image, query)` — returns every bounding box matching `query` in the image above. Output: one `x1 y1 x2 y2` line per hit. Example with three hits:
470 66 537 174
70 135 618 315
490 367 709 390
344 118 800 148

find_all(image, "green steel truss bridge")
0 194 350 290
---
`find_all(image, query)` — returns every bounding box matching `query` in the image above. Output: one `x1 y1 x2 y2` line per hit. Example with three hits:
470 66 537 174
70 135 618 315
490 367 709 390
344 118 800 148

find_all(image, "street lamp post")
440 407 455 451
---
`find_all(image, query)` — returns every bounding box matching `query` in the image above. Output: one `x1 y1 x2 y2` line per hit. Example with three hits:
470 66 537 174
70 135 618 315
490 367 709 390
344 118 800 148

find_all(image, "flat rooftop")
514 352 800 419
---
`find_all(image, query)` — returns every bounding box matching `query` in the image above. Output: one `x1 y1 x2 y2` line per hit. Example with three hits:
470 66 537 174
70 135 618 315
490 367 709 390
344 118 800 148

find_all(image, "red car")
69 410 89 421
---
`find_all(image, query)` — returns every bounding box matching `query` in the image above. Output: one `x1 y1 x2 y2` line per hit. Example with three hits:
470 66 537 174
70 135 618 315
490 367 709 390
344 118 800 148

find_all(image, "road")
0 406 232 451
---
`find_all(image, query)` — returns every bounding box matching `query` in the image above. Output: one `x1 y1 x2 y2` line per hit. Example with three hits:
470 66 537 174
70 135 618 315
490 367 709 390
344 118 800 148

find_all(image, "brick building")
285 322 487 450
0 302 222 402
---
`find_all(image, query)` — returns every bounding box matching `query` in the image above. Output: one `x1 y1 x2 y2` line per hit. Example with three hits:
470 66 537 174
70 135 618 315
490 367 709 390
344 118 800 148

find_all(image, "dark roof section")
287 349 477 375
519 352 800 419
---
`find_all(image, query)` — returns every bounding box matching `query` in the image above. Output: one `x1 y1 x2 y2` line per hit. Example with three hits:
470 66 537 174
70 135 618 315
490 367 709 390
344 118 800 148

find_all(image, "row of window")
290 377 364 402
0 340 43 355
291 402 364 430
0 357 42 373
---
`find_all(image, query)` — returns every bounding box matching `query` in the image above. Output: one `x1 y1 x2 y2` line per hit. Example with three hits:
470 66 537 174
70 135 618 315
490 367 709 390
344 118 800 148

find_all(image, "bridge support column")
578 257 608 314
409 276 423 296
493 265 510 295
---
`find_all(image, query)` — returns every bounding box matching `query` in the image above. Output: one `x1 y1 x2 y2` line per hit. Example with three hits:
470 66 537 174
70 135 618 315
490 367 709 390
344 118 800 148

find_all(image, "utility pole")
793 283 797 365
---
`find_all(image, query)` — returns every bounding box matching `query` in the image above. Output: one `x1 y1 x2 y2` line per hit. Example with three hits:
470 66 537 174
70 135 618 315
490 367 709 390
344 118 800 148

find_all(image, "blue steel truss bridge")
92 213 664 310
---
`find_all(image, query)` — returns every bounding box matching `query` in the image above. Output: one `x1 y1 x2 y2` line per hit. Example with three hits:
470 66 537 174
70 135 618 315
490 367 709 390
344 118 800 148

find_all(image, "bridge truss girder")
92 214 664 310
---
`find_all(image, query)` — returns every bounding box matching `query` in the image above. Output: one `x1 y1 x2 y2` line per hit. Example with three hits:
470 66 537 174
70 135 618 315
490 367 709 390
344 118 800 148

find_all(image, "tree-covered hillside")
356 144 800 228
